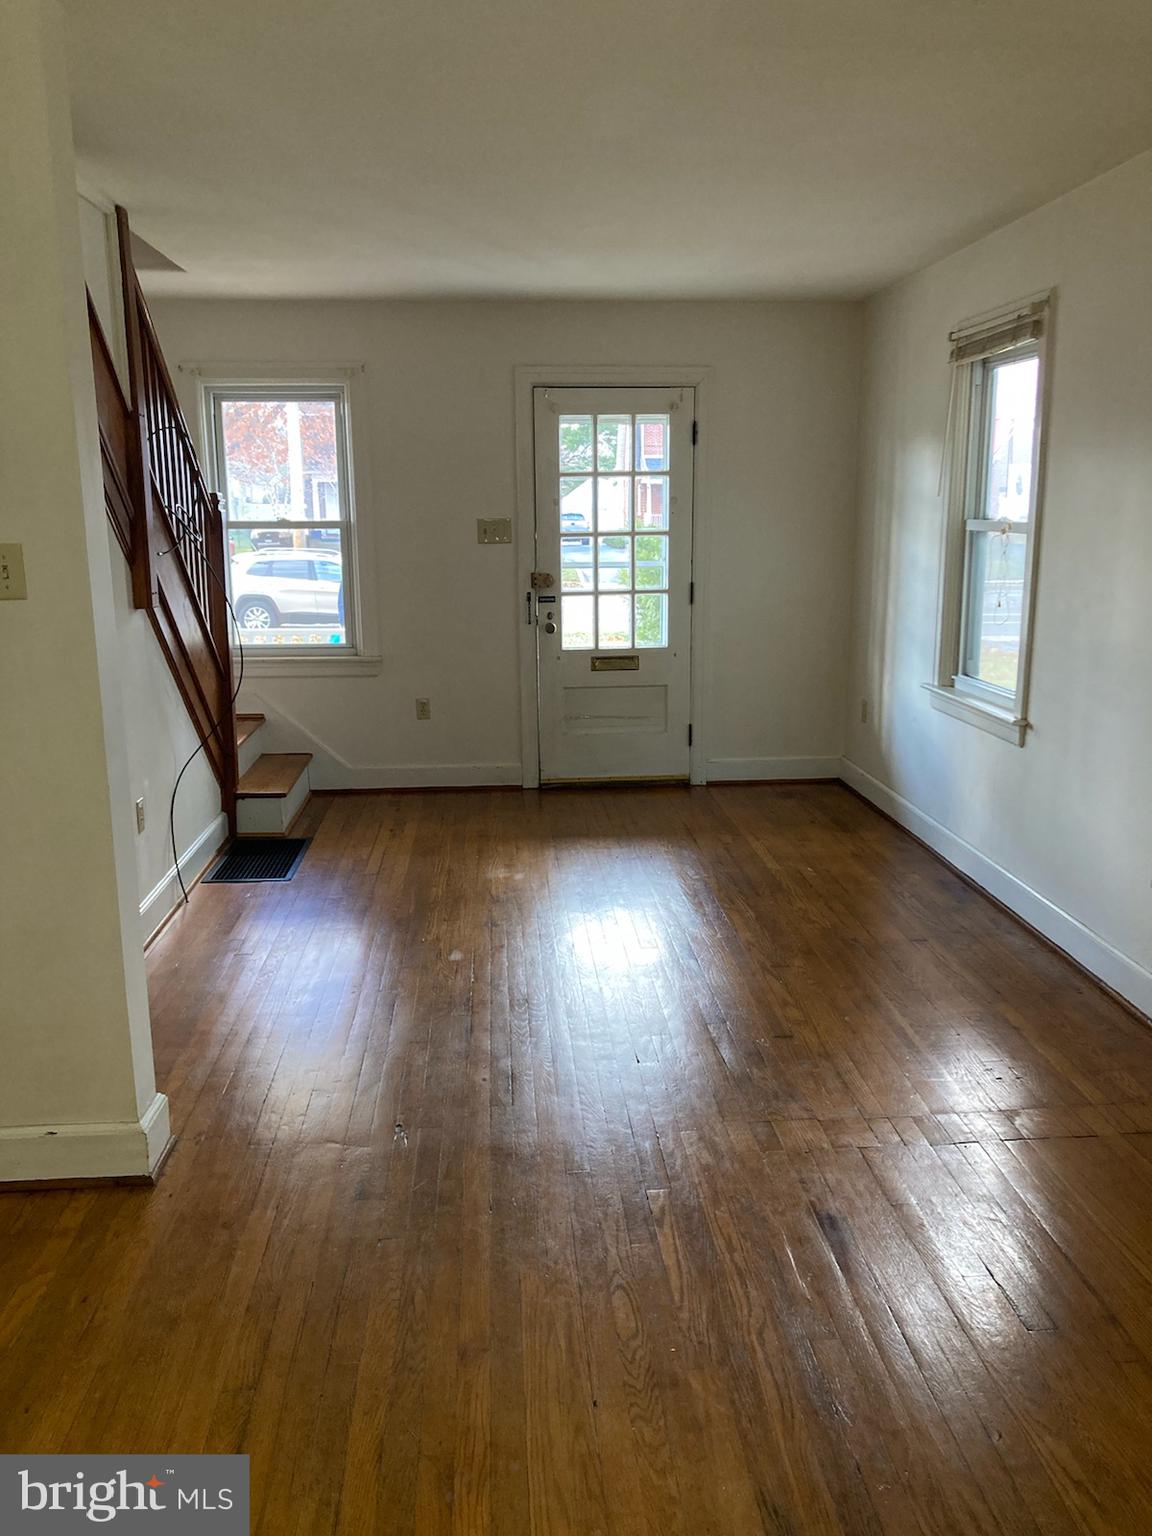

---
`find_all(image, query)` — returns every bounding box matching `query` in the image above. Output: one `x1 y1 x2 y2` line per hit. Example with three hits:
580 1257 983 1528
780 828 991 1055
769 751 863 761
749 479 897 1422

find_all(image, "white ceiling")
64 0 1152 300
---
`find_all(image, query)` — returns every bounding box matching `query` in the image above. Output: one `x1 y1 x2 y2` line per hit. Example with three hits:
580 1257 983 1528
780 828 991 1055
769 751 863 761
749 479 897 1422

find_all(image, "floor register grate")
204 838 310 883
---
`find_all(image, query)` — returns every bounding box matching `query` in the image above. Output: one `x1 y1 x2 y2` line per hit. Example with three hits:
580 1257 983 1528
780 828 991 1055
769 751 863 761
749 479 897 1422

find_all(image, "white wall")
0 0 167 1179
106 523 227 942
151 299 864 785
78 193 115 331
77 190 126 385
78 195 224 938
845 151 1152 1014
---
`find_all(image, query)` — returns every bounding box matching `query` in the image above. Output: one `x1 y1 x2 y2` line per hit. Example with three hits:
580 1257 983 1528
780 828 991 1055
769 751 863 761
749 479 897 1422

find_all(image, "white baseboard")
840 758 1152 1019
706 756 842 782
310 761 523 791
0 1092 171 1183
139 811 228 947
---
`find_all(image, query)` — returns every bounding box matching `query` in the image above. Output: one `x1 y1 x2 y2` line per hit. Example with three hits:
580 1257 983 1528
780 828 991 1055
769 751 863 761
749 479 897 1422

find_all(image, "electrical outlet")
135 797 146 833
0 543 28 600
860 698 869 724
415 698 431 720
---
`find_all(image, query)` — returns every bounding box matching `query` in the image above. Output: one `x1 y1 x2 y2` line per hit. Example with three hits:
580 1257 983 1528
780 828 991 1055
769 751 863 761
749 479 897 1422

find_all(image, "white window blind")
948 299 1047 366
938 294 1050 494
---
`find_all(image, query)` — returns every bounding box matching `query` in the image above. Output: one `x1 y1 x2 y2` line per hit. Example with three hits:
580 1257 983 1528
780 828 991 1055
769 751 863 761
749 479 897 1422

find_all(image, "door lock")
530 570 555 590
537 592 558 634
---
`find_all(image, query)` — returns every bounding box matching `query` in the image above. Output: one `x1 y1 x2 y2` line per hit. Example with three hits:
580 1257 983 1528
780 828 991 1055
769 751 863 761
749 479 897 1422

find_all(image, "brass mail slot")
591 654 639 672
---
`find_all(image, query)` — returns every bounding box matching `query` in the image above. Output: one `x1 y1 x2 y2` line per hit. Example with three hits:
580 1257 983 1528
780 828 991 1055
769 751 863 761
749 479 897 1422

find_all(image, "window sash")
209 387 357 654
225 520 352 536
958 527 1029 696
953 345 1041 704
966 345 1039 516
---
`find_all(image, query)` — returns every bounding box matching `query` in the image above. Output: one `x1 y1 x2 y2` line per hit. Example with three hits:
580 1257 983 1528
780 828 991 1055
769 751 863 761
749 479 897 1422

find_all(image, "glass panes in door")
558 412 671 650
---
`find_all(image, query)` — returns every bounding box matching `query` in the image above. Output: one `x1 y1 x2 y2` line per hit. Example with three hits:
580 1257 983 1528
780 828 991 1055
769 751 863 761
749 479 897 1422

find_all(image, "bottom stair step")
238 752 312 797
237 753 312 836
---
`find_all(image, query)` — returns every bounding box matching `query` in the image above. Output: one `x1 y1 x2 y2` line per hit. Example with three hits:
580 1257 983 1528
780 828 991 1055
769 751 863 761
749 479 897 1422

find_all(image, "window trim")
185 363 380 671
927 295 1052 746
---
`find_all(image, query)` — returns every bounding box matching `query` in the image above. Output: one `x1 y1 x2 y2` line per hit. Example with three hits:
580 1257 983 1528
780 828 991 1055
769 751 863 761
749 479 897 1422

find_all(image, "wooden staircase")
89 210 312 845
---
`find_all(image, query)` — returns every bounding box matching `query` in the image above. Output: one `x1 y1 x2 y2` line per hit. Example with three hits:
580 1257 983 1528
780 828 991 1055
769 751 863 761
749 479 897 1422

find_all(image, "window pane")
597 593 632 649
983 356 1039 523
229 534 347 649
561 536 592 591
562 594 595 650
220 398 340 522
635 534 668 589
220 392 351 650
635 415 670 471
635 475 669 529
596 476 631 532
559 415 594 472
560 476 593 539
635 593 668 648
596 415 632 472
596 536 631 590
963 529 1027 692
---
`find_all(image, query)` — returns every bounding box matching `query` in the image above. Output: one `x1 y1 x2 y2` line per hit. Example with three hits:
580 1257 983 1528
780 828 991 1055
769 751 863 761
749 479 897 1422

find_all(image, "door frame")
513 365 713 789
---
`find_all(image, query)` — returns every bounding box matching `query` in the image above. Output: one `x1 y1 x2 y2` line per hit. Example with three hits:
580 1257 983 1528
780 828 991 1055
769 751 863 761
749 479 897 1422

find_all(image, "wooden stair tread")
235 713 266 749
238 753 312 798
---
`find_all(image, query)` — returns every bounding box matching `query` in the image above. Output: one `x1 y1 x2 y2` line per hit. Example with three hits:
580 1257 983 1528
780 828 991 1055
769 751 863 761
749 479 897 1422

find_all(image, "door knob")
544 619 557 634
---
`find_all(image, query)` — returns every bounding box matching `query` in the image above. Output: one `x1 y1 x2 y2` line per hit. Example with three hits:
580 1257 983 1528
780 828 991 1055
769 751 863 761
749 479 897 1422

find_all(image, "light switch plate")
0 543 27 600
476 518 512 545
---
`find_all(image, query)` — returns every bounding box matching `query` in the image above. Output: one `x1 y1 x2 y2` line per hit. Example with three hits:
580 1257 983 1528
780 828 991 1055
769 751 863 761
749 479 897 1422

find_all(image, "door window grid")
558 413 671 650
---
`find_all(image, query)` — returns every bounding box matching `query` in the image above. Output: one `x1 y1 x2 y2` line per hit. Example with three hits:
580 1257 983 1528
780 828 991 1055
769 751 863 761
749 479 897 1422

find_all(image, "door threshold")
540 775 690 787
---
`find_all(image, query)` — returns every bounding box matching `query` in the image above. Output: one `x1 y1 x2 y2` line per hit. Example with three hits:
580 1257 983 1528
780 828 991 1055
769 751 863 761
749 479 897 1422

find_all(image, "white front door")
533 387 694 782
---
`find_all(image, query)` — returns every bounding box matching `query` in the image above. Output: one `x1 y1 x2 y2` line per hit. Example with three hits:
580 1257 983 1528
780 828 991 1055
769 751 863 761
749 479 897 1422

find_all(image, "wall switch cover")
476 518 512 545
0 544 27 600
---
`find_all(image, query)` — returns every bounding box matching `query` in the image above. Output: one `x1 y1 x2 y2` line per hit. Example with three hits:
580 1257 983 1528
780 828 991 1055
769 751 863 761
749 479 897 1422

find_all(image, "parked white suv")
230 550 342 629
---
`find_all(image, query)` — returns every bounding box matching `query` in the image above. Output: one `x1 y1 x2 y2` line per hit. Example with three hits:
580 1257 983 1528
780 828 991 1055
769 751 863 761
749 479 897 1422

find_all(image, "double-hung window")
929 296 1051 744
206 384 357 653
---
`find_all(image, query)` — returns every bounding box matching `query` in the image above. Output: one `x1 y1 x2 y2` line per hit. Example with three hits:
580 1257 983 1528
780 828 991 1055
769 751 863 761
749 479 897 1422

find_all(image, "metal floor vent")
205 838 310 884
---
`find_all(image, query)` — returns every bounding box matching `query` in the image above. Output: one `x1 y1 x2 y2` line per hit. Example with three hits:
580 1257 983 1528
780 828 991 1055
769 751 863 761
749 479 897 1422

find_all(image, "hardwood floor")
4 784 1152 1533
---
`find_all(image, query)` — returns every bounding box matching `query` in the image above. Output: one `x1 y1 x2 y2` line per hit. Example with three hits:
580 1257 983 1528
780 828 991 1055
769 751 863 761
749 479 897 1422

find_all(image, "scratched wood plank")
0 784 1150 1534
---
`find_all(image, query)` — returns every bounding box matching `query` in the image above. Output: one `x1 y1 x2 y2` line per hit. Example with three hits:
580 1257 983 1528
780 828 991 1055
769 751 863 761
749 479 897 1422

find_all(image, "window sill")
236 653 383 677
922 683 1027 746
